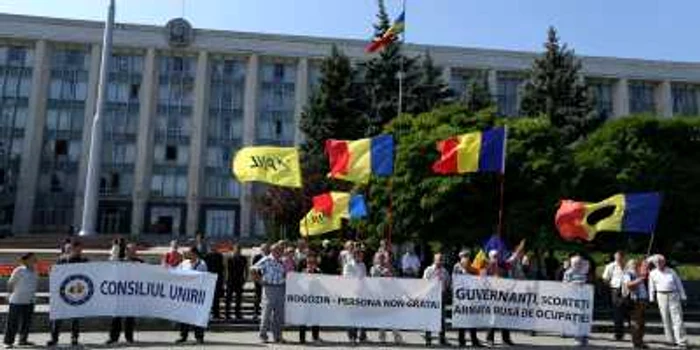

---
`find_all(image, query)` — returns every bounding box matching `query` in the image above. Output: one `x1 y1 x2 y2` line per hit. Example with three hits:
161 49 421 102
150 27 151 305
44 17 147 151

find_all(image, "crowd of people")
1 235 691 349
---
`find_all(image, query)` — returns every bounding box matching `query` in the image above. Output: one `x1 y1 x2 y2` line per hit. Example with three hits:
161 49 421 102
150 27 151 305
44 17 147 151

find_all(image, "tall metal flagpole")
396 0 406 118
80 0 115 236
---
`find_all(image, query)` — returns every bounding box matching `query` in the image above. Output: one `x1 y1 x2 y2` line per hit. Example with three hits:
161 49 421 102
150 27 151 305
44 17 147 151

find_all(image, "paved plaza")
3 331 696 349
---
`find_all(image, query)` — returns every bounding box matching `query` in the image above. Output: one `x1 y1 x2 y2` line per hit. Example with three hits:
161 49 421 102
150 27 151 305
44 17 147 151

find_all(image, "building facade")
1 13 700 238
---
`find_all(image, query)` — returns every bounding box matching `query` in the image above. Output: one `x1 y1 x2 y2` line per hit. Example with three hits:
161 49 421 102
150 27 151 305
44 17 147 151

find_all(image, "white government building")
1 13 699 238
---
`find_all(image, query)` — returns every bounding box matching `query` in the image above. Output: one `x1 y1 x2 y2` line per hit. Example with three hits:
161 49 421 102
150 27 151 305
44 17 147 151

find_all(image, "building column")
186 51 210 237
72 44 102 228
487 69 498 103
12 40 50 234
240 54 259 238
293 57 308 145
613 78 630 118
655 80 673 118
131 48 157 236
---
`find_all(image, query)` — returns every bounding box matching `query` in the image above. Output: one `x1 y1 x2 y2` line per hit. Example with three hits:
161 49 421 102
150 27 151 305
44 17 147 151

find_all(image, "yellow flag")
299 209 341 237
232 146 302 188
471 249 487 271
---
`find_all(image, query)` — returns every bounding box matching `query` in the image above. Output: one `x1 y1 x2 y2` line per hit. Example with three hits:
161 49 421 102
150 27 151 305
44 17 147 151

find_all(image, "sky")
0 0 698 62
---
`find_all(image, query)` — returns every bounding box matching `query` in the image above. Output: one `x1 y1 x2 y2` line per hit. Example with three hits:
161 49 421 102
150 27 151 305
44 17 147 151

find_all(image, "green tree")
520 27 600 144
362 0 419 135
573 116 700 252
463 74 493 112
257 46 365 238
405 51 453 115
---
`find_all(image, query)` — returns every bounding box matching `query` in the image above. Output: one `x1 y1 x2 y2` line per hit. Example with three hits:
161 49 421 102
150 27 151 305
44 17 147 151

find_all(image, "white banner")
452 275 594 336
285 273 442 331
50 262 217 327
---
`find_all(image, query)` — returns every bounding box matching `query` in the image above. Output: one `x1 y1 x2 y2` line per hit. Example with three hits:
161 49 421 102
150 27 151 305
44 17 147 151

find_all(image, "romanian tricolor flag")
325 134 394 184
471 249 488 271
366 11 405 53
300 192 368 237
432 127 507 175
555 192 662 242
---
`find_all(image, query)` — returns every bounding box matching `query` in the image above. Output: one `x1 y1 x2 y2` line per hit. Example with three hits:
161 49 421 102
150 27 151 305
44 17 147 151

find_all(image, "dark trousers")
211 280 224 318
425 295 447 344
458 328 480 346
487 329 511 343
50 319 80 342
253 282 262 317
179 323 204 341
109 317 135 342
347 328 366 341
611 288 627 340
631 301 646 347
299 326 320 343
3 304 33 345
225 283 244 319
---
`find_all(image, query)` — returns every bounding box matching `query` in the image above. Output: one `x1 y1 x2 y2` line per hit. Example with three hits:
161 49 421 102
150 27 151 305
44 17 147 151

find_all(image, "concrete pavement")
6 331 699 349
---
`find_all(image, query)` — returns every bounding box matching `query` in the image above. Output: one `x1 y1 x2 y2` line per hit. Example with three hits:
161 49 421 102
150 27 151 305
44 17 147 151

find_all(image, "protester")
282 247 296 274
339 240 355 268
294 240 308 268
108 237 126 261
175 247 208 344
251 243 286 344
485 249 515 346
106 244 144 345
225 243 248 320
343 249 367 344
602 250 627 341
47 241 89 347
319 240 340 275
161 240 183 268
622 259 649 349
401 245 421 277
648 254 687 349
204 249 225 319
564 254 590 347
452 249 483 348
3 253 38 349
423 252 449 346
369 252 403 344
544 249 560 280
251 243 269 320
194 232 209 258
298 251 322 344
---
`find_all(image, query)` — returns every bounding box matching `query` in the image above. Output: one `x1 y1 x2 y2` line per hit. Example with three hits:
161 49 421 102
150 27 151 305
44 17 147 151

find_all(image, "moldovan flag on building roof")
232 146 302 188
432 127 507 175
366 11 405 53
325 134 394 184
555 192 662 242
300 192 368 237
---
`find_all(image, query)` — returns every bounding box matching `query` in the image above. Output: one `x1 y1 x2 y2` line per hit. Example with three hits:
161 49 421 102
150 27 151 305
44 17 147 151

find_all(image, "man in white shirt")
423 253 449 346
602 250 627 341
3 253 38 349
400 247 421 278
175 247 208 344
648 255 687 349
342 249 367 344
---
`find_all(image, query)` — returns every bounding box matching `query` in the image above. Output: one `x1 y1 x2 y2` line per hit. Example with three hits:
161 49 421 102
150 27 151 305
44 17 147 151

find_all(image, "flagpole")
80 0 114 236
646 231 656 256
397 0 406 119
496 127 508 237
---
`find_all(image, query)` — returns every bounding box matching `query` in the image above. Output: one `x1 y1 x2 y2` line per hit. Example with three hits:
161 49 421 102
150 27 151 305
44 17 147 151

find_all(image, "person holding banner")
251 243 269 320
251 243 286 344
452 250 484 348
370 252 403 344
622 259 649 349
106 243 144 345
602 250 628 341
564 254 590 347
298 251 322 344
343 249 368 344
484 249 515 347
161 240 183 268
648 254 688 349
423 253 450 347
3 252 38 349
47 241 89 347
225 243 248 320
175 247 208 344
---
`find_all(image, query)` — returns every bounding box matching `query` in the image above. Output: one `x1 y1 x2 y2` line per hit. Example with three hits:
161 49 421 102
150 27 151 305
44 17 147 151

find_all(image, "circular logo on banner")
59 274 94 306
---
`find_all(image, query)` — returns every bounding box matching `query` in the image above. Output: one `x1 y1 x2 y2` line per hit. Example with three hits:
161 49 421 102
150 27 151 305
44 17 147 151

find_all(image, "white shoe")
3 344 14 349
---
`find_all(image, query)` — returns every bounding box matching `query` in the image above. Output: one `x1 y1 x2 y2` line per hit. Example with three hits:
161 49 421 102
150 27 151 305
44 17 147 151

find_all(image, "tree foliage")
520 27 600 144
